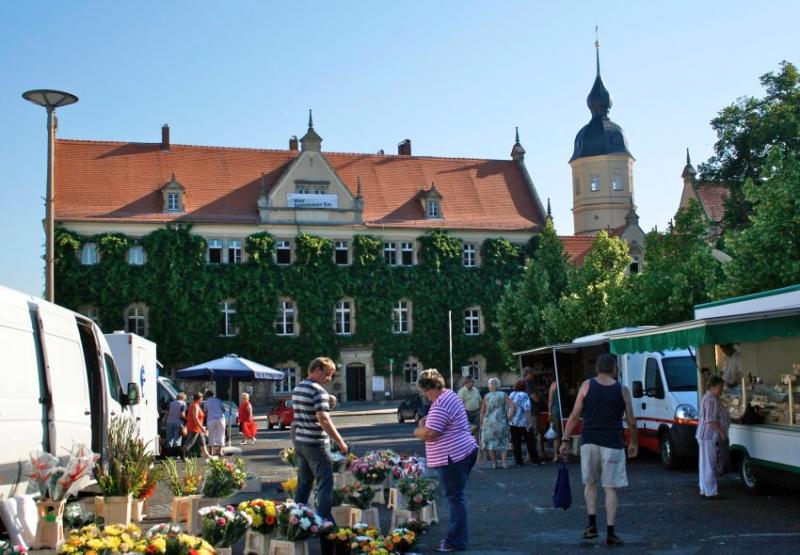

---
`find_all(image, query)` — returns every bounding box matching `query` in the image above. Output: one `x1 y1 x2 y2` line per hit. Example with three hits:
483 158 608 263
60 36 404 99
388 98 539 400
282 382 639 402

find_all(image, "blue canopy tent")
177 354 284 448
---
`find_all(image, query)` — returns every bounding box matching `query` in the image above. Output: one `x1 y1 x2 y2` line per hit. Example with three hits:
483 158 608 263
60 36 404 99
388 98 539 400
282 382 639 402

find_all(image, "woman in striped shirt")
696 375 729 499
414 369 478 552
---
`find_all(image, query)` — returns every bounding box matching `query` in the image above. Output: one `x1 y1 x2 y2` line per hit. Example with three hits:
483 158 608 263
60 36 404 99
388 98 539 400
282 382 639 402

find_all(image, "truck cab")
622 350 699 469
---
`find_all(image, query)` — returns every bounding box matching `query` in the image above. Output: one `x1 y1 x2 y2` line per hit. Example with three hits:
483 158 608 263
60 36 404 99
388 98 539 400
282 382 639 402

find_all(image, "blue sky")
1 1 797 297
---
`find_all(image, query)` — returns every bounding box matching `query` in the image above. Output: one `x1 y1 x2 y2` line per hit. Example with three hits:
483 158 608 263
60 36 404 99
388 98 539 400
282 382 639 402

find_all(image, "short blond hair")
417 368 446 391
309 356 336 375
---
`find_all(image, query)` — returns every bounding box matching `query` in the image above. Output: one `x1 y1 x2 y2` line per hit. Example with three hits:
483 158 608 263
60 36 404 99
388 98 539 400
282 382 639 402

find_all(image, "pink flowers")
290 516 300 525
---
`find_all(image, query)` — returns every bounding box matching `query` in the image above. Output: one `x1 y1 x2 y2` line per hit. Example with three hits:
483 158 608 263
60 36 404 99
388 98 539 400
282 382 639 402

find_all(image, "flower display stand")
390 502 438 528
132 498 147 522
331 504 354 527
244 530 273 555
189 497 221 534
103 494 133 526
349 507 379 530
170 494 201 527
386 488 404 509
33 499 65 549
268 539 309 555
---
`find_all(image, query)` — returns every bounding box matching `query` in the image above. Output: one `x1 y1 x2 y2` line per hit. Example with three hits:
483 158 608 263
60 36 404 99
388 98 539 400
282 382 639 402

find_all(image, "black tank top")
581 378 625 449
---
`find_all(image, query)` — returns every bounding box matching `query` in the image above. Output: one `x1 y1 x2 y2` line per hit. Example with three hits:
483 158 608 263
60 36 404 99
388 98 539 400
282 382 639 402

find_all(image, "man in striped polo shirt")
291 357 349 521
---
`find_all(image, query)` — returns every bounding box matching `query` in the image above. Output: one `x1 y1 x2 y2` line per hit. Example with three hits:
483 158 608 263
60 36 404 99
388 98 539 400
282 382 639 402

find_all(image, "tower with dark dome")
570 37 636 235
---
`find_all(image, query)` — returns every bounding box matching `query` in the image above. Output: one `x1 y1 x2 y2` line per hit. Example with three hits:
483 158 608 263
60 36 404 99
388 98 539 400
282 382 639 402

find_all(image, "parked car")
397 394 430 424
268 398 294 430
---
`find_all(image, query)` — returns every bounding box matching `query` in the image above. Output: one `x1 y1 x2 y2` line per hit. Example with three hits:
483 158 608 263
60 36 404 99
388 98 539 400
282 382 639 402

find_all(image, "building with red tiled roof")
678 149 730 242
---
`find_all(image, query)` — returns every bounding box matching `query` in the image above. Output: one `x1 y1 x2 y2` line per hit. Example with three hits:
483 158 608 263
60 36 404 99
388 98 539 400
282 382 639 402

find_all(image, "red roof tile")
54 140 545 231
559 235 596 265
695 183 729 223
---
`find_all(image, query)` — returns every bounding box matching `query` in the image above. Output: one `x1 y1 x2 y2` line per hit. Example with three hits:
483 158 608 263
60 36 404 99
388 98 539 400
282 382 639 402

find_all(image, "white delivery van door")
643 357 673 423
38 304 92 455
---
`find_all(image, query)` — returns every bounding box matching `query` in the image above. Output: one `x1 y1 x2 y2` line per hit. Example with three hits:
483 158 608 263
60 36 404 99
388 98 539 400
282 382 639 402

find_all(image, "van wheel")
398 411 405 423
740 454 764 493
660 432 679 470
279 421 286 431
268 420 274 430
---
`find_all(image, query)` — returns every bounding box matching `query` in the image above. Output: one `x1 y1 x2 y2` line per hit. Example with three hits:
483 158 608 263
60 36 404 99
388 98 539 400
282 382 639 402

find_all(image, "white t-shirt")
721 350 742 385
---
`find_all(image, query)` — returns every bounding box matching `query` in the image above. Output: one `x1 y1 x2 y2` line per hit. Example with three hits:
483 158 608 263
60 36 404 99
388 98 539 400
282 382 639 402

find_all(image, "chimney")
397 139 411 156
161 124 170 151
289 135 299 151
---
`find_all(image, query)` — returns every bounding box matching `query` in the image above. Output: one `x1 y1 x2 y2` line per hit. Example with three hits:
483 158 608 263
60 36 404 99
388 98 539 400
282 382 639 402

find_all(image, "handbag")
544 425 557 441
552 460 572 510
179 425 188 437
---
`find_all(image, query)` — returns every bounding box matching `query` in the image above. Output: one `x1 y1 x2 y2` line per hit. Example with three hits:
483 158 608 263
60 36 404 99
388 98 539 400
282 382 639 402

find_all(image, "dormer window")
161 174 185 212
420 183 443 220
427 200 440 218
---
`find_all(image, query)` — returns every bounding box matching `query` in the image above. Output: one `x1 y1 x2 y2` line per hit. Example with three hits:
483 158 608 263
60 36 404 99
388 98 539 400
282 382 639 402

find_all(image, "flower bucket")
390 508 413 530
132 498 147 522
371 487 385 505
33 499 65 549
244 530 273 555
93 496 106 519
331 504 354 528
170 494 201 525
103 493 133 526
268 539 309 555
348 507 379 530
190 496 221 534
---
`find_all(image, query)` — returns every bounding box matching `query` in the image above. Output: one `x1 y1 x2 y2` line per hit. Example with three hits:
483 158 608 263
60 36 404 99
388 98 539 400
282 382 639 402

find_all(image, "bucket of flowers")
145 523 215 555
397 518 429 537
161 457 204 528
398 477 437 511
350 456 389 486
194 457 246 534
323 525 354 555
347 523 381 554
273 501 322 555
132 465 161 522
383 527 417 554
198 505 251 555
279 447 299 468
27 444 96 549
59 523 147 555
238 499 279 555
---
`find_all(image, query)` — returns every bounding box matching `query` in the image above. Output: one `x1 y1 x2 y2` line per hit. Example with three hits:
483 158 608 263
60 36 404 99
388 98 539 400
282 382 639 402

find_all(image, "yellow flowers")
281 476 298 496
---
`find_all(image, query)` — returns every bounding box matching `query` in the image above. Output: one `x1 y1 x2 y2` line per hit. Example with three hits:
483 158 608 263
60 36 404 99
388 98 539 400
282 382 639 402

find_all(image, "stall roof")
513 339 608 357
609 307 800 354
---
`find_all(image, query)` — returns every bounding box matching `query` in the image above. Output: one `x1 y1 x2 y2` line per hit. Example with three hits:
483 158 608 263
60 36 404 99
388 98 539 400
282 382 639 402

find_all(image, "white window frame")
612 174 623 191
127 245 145 266
81 243 99 265
297 186 310 194
464 307 481 336
590 175 601 192
400 242 414 266
392 300 410 334
467 360 482 381
166 192 181 211
81 306 100 327
275 299 296 336
463 243 476 267
334 240 349 266
276 240 292 265
125 304 147 337
274 367 298 394
630 255 640 274
427 199 440 218
228 240 243 264
383 242 397 266
208 239 223 264
404 361 419 384
335 300 353 335
219 300 238 337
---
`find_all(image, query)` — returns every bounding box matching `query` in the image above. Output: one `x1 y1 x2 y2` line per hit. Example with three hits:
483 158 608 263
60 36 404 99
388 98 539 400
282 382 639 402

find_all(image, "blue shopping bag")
552 461 572 510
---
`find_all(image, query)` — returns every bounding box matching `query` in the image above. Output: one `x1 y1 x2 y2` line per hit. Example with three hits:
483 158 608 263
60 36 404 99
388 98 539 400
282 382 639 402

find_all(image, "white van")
0 285 139 499
516 328 699 470
105 332 159 455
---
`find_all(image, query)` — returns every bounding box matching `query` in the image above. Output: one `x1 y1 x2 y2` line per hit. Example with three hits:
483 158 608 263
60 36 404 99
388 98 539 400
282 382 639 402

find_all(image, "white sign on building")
287 193 338 209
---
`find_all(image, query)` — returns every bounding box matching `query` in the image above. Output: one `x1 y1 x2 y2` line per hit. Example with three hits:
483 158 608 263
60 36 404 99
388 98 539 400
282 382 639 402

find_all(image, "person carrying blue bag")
560 354 638 547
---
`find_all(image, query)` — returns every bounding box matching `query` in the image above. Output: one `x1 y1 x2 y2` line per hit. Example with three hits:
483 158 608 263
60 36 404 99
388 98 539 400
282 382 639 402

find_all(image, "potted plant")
145 523 215 555
161 457 204 528
323 525 354 555
349 456 389 486
272 502 322 555
198 505 251 555
383 527 417 554
59 523 148 555
132 465 161 522
27 445 95 549
238 498 279 555
94 417 153 526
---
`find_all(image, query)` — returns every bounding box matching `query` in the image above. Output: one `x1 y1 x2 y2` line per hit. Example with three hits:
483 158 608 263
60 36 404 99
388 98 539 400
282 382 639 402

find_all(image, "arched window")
125 303 148 337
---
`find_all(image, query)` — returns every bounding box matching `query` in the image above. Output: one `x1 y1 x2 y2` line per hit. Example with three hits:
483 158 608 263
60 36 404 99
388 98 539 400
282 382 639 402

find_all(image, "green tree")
699 61 800 230
542 231 630 343
723 150 800 295
613 201 723 327
494 219 568 362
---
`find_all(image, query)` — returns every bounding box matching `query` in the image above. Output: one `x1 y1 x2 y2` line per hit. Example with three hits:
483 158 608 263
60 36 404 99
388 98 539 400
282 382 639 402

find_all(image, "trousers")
510 426 539 464
436 448 478 549
294 441 334 521
698 439 718 496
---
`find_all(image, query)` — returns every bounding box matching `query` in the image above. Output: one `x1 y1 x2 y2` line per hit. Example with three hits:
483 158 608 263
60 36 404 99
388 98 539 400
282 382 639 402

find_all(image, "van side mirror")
655 383 665 400
632 381 643 399
126 383 141 406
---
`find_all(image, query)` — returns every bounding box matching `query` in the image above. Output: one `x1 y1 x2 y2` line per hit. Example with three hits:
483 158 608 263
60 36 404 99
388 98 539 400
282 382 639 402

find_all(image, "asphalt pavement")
143 411 800 555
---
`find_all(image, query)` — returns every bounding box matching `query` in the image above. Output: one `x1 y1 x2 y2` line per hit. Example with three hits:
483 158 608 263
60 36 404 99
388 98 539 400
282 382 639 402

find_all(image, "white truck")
515 328 699 469
105 332 159 455
0 285 140 499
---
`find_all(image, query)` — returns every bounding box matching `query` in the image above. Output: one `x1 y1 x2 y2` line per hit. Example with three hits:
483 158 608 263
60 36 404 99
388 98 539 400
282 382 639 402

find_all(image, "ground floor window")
404 361 419 384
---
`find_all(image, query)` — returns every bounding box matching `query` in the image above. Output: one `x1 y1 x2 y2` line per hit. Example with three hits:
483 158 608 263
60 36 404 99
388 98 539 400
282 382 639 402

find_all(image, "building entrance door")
346 363 367 401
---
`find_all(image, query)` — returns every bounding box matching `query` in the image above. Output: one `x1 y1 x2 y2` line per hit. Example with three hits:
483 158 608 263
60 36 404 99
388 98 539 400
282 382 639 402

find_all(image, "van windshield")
662 357 697 392
160 377 182 398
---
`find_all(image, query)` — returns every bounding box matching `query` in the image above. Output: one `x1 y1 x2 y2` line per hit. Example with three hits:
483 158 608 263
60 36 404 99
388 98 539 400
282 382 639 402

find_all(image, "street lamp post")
23 89 79 302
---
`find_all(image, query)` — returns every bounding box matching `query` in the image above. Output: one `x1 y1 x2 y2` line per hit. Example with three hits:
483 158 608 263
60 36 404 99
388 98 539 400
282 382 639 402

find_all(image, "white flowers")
299 517 311 530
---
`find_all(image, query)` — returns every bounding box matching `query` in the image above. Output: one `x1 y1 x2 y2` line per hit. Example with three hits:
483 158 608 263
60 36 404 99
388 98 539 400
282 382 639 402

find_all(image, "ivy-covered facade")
55 226 535 401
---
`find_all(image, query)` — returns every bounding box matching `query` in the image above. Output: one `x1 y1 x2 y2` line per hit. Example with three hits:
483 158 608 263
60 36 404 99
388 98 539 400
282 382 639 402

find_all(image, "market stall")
609 285 800 491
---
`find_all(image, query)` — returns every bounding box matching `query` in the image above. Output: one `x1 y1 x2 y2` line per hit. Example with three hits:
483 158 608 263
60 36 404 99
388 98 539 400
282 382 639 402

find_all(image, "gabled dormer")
260 112 363 225
419 183 443 219
161 173 185 212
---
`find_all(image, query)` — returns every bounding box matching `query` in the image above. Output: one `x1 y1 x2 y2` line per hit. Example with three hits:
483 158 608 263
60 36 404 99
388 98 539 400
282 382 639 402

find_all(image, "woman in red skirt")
238 392 258 444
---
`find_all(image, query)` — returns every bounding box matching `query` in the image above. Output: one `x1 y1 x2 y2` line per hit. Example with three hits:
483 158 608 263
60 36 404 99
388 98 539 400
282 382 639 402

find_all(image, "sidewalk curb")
254 408 396 421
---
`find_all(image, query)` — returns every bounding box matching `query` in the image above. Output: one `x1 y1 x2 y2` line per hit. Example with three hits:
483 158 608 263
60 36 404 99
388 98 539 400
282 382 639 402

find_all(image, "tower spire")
547 198 552 220
515 126 520 144
510 126 526 161
300 110 322 152
682 147 697 180
595 25 601 76
308 109 313 129
686 147 691 165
